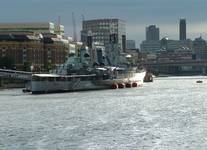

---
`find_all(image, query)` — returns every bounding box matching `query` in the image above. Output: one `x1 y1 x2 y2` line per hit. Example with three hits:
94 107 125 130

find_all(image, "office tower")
122 35 126 52
193 36 207 60
140 25 160 52
126 40 136 49
146 25 160 41
81 19 126 51
179 19 186 41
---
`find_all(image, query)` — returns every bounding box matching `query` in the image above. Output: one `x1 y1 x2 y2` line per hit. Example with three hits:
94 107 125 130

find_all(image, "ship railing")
0 69 31 80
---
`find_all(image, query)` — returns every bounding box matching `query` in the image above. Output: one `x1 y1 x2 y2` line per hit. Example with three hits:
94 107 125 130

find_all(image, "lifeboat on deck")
111 83 118 89
132 82 138 87
118 83 125 88
125 83 132 88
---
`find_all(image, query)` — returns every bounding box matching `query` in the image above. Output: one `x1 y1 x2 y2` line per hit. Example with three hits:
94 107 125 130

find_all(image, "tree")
44 60 52 72
23 61 32 71
0 57 15 69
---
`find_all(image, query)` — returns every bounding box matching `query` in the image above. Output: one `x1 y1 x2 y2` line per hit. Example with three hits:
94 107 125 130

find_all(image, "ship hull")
30 71 146 94
31 81 110 94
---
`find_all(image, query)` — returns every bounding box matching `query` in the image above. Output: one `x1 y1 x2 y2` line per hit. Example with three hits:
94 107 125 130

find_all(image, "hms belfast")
0 33 146 94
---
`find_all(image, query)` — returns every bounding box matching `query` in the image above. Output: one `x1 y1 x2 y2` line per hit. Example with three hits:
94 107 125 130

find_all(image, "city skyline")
1 0 207 47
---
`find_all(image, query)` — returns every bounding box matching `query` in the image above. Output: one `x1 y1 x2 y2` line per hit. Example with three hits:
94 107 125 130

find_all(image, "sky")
1 0 207 47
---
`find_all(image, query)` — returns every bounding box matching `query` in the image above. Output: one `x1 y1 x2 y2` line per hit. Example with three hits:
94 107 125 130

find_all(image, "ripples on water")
1 76 207 150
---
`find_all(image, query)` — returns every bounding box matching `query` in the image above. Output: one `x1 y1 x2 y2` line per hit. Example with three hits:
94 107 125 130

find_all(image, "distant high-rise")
126 40 136 49
81 19 126 51
193 36 207 60
179 19 186 41
146 25 159 41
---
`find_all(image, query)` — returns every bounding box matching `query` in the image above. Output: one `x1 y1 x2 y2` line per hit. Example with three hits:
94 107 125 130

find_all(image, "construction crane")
72 12 77 42
58 16 61 26
57 16 61 32
81 14 85 22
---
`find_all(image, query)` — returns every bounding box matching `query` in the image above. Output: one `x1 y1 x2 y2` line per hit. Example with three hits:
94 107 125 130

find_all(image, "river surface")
1 77 207 150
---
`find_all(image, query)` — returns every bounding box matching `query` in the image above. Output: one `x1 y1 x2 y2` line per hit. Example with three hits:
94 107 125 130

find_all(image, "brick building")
0 33 69 71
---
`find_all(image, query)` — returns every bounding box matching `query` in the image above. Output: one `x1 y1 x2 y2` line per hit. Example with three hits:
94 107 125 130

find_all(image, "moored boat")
25 33 147 94
29 68 146 94
196 80 203 83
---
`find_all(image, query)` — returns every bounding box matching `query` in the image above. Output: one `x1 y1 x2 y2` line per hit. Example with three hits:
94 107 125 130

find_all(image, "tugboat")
196 80 203 83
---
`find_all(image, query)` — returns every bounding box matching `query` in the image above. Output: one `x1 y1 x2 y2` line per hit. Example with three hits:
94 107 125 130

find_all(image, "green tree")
23 61 32 71
0 57 15 69
44 60 52 72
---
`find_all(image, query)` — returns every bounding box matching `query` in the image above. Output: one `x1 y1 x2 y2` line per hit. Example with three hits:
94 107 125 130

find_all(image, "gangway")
0 69 32 81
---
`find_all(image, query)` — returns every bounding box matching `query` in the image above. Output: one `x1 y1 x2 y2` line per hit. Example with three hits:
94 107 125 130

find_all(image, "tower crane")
72 12 77 42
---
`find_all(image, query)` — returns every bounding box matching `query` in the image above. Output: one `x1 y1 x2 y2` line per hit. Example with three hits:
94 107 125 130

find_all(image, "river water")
1 77 207 150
